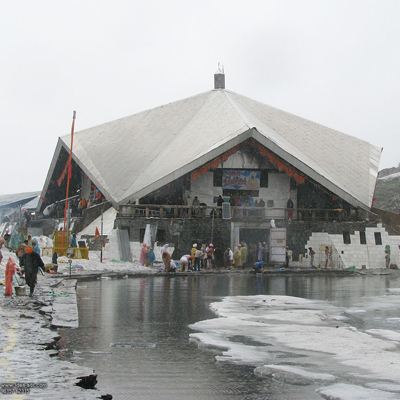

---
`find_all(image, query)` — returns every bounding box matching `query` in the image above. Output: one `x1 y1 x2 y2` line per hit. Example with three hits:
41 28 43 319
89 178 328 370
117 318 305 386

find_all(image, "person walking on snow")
20 246 44 297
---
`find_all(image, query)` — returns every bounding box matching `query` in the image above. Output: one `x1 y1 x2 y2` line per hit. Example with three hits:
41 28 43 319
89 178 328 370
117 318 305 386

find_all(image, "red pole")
62 111 76 251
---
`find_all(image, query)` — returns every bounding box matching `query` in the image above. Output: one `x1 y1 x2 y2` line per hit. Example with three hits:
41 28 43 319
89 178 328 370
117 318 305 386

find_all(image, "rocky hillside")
374 164 400 213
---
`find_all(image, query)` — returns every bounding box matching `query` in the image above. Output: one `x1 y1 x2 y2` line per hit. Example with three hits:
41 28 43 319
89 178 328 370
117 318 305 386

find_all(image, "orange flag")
95 227 100 238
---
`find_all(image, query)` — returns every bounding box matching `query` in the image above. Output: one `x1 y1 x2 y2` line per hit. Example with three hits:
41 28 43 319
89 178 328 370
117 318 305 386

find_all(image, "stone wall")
284 220 379 261
116 217 231 258
82 202 112 230
29 218 59 237
304 223 400 269
116 216 389 266
29 216 86 238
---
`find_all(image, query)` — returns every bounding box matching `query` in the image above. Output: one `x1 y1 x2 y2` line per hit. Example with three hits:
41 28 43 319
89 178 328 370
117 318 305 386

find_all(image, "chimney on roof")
214 63 225 89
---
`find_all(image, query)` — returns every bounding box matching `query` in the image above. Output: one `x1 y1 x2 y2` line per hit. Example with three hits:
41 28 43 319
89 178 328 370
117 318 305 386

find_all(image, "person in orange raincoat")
5 257 16 296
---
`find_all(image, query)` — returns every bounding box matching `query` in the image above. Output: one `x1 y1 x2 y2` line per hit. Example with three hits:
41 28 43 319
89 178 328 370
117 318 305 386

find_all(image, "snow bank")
189 294 400 399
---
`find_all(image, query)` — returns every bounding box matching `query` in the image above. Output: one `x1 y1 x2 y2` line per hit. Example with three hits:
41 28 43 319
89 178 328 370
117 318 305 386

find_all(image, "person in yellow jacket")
240 244 248 268
233 247 242 269
191 244 197 259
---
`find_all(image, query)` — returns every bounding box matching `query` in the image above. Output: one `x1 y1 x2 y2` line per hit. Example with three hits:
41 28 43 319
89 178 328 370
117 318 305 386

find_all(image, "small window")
267 200 274 207
374 232 382 245
156 229 165 244
222 203 231 219
213 169 222 187
260 170 268 188
360 231 366 245
343 231 351 244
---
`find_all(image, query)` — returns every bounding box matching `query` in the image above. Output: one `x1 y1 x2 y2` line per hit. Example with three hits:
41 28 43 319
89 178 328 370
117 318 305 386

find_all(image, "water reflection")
63 274 400 399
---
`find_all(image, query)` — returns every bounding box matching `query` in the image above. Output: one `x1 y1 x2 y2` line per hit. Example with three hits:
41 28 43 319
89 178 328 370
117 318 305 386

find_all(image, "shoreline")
47 265 398 281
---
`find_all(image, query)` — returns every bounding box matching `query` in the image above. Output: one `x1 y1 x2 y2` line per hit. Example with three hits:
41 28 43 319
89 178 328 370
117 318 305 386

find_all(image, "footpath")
0 275 105 400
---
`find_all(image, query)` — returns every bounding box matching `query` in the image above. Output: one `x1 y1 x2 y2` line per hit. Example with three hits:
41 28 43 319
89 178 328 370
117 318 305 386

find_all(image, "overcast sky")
1 0 399 196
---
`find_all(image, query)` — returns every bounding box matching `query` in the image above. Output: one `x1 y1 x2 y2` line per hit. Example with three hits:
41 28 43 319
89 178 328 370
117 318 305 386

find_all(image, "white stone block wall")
103 229 175 263
305 223 400 269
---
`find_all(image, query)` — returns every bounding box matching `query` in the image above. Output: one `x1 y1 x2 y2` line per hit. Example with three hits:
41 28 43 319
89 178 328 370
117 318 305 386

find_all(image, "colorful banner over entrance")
222 170 260 190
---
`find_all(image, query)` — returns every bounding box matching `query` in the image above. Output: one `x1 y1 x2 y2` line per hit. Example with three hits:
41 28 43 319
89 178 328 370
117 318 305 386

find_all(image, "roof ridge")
220 90 254 130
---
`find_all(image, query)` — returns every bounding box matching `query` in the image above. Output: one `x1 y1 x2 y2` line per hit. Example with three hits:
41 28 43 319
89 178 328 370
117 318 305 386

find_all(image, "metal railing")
118 204 376 222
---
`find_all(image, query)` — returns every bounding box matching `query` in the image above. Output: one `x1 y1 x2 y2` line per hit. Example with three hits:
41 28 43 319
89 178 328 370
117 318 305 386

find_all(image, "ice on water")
189 294 400 399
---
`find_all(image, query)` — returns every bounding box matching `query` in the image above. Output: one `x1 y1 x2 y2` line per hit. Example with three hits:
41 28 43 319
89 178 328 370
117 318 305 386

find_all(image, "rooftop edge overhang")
37 138 120 211
40 127 380 212
119 128 378 211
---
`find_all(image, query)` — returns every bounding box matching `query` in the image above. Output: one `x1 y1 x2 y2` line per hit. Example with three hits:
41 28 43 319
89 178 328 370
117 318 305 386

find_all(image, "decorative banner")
222 170 260 190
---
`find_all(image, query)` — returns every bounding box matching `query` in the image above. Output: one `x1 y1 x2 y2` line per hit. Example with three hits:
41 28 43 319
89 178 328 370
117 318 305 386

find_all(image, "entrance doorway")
239 228 269 246
239 228 270 264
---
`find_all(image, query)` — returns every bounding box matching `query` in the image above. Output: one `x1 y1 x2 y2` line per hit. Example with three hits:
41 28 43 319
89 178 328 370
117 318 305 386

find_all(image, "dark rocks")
75 374 98 389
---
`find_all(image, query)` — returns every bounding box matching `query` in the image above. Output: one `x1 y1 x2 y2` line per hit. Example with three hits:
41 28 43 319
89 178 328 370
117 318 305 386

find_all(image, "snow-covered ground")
0 234 160 276
378 171 400 181
189 294 400 399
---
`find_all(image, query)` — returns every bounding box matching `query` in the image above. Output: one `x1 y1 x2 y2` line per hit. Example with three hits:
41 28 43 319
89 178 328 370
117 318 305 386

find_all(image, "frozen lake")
62 273 400 399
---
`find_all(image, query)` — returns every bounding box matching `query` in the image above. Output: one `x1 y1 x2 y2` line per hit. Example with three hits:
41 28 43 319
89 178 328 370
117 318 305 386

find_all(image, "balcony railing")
118 204 377 222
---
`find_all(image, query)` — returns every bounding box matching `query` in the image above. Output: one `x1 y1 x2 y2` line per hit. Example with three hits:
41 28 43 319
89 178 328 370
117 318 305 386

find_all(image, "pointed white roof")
43 89 381 210
0 191 41 209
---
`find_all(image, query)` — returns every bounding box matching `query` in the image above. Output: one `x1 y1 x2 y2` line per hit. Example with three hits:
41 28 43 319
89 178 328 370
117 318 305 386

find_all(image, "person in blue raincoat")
31 238 40 256
147 247 156 267
253 260 264 273
71 233 77 248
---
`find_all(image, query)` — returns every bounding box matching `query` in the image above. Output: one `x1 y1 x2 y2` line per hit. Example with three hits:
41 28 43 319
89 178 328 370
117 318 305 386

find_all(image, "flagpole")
100 210 103 263
62 111 76 252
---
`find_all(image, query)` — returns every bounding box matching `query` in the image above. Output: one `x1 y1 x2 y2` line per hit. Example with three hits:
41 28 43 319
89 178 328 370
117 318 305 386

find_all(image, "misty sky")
1 0 399 196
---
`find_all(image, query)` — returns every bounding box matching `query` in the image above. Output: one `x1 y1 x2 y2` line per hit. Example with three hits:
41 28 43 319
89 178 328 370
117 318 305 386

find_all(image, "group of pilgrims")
1 233 44 297
138 241 269 273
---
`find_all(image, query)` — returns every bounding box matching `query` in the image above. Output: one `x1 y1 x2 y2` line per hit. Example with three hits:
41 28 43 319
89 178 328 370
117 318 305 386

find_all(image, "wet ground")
0 276 101 399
